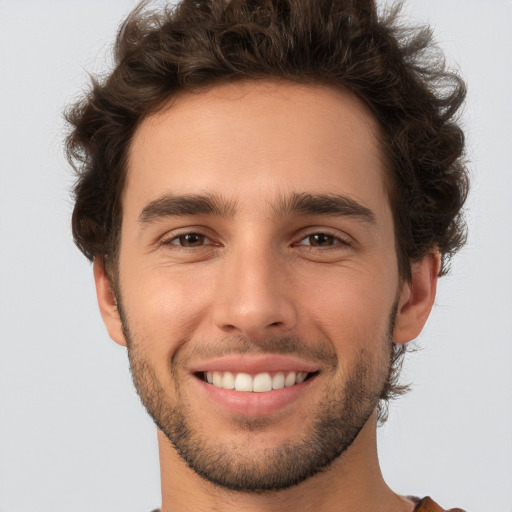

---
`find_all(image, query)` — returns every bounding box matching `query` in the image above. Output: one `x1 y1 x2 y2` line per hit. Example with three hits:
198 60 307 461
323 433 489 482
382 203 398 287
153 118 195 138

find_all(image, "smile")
201 370 314 392
190 355 321 416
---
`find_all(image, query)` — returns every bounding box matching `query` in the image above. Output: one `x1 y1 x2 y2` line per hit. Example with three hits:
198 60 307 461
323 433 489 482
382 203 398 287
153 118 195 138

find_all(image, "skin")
94 80 438 511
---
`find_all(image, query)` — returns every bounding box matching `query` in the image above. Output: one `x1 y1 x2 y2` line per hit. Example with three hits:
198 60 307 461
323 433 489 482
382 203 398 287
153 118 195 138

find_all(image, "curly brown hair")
65 0 468 421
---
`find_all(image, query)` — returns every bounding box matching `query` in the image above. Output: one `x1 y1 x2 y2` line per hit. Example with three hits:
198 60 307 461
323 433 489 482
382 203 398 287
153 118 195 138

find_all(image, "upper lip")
189 354 320 375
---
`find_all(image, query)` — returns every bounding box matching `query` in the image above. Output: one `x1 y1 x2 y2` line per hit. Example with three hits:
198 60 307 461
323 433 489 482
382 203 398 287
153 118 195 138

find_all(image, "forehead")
125 80 388 219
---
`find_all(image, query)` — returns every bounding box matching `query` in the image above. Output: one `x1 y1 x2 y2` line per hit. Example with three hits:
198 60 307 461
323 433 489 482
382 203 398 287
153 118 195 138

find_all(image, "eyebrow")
275 192 376 224
139 193 236 224
138 191 375 225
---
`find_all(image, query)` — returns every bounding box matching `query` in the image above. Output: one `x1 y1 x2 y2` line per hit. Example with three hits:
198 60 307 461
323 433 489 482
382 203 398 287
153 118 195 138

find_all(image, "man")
66 0 468 510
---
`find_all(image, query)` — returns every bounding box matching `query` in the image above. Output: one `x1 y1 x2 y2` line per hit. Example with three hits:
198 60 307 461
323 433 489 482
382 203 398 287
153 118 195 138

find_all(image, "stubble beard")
118 304 395 493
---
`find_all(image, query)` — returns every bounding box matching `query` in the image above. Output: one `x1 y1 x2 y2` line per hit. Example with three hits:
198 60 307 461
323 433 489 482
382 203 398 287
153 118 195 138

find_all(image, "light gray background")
1 1 511 511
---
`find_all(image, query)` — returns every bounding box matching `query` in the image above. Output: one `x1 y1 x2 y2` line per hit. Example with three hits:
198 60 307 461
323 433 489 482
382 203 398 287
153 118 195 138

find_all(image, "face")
108 81 408 491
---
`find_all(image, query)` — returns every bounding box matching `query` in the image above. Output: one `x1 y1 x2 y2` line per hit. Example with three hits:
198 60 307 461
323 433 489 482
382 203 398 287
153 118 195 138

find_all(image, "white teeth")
205 370 311 392
222 371 235 390
272 372 285 390
234 372 253 392
296 372 307 384
284 371 296 387
253 373 272 393
213 371 222 387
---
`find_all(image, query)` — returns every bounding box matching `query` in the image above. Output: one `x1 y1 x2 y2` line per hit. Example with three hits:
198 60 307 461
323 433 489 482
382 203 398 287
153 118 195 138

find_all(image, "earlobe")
93 258 127 347
393 252 440 344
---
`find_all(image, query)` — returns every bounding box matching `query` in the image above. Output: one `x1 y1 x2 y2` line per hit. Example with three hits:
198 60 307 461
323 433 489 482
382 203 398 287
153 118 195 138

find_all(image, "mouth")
189 355 321 417
197 370 318 392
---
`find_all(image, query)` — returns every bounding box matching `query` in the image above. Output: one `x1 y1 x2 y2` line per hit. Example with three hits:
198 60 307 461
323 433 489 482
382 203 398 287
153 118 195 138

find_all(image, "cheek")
302 267 396 350
120 264 214 355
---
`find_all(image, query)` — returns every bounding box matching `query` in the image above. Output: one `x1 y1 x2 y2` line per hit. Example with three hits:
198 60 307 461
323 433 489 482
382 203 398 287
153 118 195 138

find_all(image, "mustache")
173 335 339 370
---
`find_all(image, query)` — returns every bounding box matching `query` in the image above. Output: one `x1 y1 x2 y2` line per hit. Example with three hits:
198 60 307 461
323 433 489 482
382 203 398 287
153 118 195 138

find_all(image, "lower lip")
194 375 317 417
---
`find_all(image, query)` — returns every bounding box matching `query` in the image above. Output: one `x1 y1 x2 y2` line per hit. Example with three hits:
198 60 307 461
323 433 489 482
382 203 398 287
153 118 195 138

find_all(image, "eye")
165 232 212 248
297 233 350 248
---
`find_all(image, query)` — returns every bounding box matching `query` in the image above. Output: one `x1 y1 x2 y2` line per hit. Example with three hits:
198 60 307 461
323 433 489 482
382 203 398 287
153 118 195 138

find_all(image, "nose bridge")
212 236 296 337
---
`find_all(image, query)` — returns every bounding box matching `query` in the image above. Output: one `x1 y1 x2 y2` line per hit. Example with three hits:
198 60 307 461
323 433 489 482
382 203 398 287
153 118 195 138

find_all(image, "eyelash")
161 232 216 248
160 230 351 250
294 232 351 249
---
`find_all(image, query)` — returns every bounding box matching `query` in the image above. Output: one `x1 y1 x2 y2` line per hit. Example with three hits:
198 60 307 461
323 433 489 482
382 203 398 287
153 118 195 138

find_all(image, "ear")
393 252 439 344
93 257 127 347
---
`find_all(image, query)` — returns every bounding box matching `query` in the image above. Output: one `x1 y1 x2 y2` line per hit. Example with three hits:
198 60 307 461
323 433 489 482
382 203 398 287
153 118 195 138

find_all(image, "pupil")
182 233 203 246
311 234 332 246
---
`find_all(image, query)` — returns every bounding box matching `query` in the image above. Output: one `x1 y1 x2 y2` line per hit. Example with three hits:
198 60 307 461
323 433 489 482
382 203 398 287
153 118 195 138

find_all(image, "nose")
211 244 298 339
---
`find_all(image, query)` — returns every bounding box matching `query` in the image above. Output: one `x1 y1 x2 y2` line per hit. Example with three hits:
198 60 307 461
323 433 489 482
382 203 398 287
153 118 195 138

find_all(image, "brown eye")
172 233 206 247
307 234 335 246
296 232 350 248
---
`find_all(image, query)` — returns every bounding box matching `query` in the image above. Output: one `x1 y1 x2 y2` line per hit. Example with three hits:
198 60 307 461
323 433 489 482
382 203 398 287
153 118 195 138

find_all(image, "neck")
157 413 414 512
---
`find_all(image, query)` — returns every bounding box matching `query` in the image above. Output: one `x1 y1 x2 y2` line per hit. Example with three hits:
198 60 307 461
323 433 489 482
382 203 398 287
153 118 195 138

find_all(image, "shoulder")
413 496 467 512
